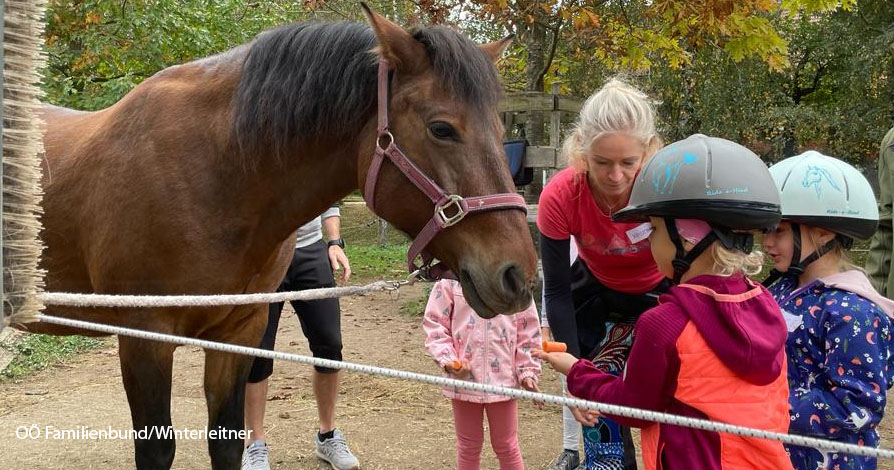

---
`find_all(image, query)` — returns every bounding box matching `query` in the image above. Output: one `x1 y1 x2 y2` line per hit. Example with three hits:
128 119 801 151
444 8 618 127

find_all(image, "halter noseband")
362 60 527 281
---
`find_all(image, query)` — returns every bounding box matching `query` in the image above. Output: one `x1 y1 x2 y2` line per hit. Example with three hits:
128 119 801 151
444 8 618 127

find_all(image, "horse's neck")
244 140 363 245
132 55 367 252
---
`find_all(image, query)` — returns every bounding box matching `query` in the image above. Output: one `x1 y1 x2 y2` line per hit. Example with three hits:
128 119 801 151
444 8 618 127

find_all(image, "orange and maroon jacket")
566 273 793 470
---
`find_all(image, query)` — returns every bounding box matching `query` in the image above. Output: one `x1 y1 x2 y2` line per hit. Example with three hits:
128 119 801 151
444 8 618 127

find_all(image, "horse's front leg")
204 347 256 470
119 336 177 470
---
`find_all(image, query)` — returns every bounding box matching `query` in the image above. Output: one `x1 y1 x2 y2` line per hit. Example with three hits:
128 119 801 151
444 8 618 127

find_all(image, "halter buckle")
376 131 394 151
435 195 466 228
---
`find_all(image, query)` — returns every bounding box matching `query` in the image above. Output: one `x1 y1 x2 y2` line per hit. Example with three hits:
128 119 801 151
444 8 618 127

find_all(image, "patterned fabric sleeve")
789 293 890 437
422 280 459 369
514 300 542 384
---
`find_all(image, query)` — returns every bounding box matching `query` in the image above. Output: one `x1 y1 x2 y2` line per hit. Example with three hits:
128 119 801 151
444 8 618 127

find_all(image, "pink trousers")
452 399 525 470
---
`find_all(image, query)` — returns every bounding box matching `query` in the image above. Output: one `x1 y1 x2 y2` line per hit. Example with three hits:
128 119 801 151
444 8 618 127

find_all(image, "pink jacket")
423 279 541 403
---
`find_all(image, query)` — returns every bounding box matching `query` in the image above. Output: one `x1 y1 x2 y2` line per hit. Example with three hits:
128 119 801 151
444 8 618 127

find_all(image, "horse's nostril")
500 264 525 298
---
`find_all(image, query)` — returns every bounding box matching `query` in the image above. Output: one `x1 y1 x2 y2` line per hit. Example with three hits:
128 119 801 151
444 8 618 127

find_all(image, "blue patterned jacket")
769 271 894 470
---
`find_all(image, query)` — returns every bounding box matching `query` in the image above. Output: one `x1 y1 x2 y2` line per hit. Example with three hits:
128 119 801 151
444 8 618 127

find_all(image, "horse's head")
359 6 537 319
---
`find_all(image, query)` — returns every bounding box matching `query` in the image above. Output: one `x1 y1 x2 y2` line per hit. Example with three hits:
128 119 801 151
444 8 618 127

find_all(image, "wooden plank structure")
499 84 583 171
499 84 583 224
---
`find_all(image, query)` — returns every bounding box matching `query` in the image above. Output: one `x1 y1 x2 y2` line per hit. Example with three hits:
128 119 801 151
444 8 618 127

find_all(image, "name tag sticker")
626 223 653 244
782 309 804 332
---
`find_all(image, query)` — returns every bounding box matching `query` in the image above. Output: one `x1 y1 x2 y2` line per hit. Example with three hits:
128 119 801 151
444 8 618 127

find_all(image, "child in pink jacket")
423 279 542 470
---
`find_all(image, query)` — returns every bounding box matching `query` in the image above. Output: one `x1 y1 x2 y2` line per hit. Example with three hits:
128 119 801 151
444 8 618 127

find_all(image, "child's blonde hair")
563 78 661 173
711 242 765 277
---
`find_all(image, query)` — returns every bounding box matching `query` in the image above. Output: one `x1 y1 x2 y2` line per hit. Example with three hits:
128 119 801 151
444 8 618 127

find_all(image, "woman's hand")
328 245 351 284
532 349 578 375
569 404 601 427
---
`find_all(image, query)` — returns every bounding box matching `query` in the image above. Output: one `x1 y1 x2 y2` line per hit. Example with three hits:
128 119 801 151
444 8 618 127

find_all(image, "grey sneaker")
241 440 271 470
315 429 360 470
548 449 580 470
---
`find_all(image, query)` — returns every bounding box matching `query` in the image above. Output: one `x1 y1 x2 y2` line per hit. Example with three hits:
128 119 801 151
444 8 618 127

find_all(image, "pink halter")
363 60 527 280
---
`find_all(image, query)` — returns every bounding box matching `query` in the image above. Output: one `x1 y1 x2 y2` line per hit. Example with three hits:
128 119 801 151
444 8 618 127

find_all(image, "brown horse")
24 7 536 470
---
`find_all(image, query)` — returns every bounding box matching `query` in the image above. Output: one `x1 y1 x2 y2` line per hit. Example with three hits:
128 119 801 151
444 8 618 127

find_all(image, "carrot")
542 340 567 353
449 360 464 371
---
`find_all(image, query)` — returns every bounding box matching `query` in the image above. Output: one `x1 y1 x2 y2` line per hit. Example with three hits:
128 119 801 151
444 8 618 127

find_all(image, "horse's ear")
361 3 427 73
480 34 514 63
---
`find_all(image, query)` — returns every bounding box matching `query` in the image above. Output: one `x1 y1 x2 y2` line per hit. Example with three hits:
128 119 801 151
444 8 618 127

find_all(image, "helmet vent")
702 136 713 188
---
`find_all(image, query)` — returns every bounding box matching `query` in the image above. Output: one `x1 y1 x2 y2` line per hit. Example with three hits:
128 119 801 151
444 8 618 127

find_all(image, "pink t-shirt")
537 167 664 294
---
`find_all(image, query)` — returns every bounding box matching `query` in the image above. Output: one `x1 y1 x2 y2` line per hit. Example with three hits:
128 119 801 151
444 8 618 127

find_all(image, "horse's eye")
428 121 458 141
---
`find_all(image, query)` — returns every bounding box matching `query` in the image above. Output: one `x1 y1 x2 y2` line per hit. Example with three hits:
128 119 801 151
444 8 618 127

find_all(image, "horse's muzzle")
459 262 533 319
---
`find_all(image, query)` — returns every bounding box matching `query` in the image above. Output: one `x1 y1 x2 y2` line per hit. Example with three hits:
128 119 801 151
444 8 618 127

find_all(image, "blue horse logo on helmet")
651 152 698 195
802 165 842 198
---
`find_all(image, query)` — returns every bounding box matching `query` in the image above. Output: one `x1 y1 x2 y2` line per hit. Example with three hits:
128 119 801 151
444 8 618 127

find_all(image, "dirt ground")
2 284 893 469
1 285 564 469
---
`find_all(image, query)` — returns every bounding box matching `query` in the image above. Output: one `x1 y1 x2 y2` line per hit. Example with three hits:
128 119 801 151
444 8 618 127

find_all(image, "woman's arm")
541 234 580 357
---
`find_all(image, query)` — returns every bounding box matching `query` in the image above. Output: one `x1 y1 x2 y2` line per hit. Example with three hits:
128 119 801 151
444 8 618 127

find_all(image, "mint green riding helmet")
762 151 879 285
768 150 878 241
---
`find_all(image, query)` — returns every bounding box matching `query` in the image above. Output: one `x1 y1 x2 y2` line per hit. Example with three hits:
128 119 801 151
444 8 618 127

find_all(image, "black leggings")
247 239 342 382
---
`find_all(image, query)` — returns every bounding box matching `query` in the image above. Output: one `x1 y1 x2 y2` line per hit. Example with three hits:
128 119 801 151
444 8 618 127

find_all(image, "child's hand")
569 405 601 427
532 349 578 375
445 360 471 380
520 377 544 409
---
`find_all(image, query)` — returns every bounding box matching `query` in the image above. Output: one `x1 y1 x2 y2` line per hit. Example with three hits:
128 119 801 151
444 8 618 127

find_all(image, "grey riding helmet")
613 134 781 283
613 134 781 231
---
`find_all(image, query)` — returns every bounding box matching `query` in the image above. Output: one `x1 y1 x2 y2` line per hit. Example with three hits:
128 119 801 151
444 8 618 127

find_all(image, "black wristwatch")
327 238 346 249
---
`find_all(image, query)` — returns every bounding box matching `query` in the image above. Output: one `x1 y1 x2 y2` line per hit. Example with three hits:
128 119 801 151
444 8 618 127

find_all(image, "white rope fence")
39 280 409 308
37 312 894 461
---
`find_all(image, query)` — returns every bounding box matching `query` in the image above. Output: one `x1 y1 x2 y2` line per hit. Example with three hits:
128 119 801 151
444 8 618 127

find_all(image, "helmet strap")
786 223 805 276
665 218 717 284
781 223 845 277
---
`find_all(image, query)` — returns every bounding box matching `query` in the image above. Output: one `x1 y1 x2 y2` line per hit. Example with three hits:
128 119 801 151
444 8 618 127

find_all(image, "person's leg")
596 281 666 470
485 400 525 470
244 300 284 443
289 241 344 432
241 298 284 470
581 417 626 470
453 399 485 470
572 266 640 470
244 379 269 443
313 369 339 433
290 240 357 469
561 375 581 452
548 375 582 470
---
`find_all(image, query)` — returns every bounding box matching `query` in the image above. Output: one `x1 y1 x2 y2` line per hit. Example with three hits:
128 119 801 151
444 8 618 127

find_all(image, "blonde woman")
537 78 667 470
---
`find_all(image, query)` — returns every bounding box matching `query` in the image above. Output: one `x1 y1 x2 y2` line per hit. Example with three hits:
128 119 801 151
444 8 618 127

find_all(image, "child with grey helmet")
762 151 894 470
537 134 794 470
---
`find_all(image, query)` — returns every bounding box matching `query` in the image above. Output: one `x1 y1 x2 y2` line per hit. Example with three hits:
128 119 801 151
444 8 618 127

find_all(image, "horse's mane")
231 21 503 161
